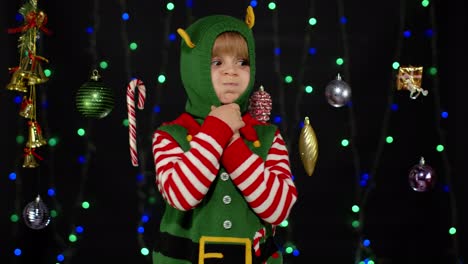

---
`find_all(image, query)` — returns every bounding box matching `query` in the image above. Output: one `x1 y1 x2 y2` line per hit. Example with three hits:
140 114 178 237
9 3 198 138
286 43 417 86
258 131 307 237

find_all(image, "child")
151 6 298 264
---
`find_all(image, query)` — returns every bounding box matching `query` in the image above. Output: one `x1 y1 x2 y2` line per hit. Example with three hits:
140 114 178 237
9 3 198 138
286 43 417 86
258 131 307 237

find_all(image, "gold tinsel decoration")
5 0 51 168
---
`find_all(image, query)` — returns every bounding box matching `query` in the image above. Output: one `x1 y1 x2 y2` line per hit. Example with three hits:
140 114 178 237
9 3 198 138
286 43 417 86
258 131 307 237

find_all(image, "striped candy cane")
253 227 266 257
127 78 146 167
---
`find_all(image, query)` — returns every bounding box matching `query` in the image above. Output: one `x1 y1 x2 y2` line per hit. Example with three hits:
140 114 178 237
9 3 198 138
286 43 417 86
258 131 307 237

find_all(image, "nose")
223 63 237 75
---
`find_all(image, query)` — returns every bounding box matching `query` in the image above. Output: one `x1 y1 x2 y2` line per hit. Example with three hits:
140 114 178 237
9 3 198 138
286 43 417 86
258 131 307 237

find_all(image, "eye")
238 59 249 66
211 58 222 66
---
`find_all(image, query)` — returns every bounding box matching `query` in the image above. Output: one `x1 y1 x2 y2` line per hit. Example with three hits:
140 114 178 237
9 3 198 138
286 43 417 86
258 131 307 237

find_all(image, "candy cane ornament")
127 79 146 167
252 227 265 257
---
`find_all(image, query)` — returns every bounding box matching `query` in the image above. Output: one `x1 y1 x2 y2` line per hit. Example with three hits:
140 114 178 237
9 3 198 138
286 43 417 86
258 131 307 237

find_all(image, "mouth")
222 82 238 86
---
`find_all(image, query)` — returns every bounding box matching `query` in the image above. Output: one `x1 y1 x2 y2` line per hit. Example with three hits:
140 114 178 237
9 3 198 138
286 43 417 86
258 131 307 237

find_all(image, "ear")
245 6 255 29
177 28 196 48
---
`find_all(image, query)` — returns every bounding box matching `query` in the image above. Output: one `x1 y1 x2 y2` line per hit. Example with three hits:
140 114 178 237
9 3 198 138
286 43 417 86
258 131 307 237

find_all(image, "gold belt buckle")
198 236 252 264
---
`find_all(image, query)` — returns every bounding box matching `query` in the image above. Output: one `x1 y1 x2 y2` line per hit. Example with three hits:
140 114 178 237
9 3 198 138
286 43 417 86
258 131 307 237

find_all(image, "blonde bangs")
212 32 249 60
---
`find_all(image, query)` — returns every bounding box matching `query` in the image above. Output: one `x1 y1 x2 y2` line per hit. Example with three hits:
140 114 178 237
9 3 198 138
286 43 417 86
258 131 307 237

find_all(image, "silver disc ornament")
23 195 51 230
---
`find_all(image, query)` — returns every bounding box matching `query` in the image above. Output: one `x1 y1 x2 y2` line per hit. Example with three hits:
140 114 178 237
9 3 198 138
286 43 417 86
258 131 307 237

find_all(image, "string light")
2 1 456 263
352 1 459 263
117 0 177 260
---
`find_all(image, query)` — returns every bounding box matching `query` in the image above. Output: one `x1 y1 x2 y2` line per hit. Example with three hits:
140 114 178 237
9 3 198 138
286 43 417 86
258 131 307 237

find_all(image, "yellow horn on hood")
177 28 195 48
245 6 255 29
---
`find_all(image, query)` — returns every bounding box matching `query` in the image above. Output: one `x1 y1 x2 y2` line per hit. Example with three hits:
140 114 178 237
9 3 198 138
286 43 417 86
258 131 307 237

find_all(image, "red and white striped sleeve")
152 116 233 211
221 129 298 225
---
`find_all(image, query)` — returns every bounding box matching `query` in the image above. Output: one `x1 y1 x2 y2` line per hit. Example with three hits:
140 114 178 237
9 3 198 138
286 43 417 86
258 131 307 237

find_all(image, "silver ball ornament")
23 195 51 230
325 73 352 107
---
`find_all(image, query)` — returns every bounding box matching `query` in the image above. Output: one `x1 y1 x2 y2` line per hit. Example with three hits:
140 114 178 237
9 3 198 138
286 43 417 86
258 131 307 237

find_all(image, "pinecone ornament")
249 85 272 123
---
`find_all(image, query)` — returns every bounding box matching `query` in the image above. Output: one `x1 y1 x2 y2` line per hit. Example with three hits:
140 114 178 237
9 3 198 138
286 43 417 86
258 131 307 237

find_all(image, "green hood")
180 14 256 119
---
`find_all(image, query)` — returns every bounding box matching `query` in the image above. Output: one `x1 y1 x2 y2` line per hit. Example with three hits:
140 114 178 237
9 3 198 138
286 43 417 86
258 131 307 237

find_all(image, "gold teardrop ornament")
299 116 318 176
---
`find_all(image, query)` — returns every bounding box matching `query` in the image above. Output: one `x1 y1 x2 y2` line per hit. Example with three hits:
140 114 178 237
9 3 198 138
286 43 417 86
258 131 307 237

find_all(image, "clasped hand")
209 104 245 143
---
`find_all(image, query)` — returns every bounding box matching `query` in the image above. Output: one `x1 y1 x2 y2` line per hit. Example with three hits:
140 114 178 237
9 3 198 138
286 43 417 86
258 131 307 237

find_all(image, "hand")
209 104 245 134
228 132 241 146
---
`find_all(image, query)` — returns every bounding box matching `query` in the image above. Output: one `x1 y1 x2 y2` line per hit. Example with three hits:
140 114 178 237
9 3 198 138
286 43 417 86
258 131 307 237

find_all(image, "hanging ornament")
23 195 51 230
6 0 51 92
408 157 436 192
248 85 272 123
397 66 427 99
299 116 319 176
7 8 52 36
24 54 49 86
6 68 29 93
26 120 47 148
6 0 50 168
126 78 146 167
397 66 428 99
22 147 42 168
325 73 352 107
325 73 351 107
19 96 34 118
75 69 115 119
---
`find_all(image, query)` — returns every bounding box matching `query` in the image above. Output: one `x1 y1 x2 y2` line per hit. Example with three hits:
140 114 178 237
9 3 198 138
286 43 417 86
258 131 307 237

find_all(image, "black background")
1 1 466 263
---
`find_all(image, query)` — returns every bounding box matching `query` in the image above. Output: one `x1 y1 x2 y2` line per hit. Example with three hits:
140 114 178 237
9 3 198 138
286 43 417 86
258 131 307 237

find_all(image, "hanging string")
60 0 102 254
336 0 361 193
427 2 459 262
89 0 100 69
141 0 175 253
267 4 299 258
117 0 149 254
149 3 173 130
283 1 319 258
354 0 406 262
117 0 174 257
45 0 100 262
271 6 290 148
118 0 132 79
291 0 315 142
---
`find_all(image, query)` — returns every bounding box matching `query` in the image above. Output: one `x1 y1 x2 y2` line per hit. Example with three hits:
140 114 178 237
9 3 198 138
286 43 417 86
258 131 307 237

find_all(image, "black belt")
153 231 280 264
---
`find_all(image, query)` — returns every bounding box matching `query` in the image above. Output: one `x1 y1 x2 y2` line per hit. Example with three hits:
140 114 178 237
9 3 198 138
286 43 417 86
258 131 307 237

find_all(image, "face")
211 39 250 104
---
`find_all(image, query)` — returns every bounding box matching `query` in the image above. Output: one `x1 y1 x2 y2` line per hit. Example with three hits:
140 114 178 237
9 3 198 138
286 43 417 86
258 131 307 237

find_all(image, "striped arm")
222 131 298 225
151 117 232 211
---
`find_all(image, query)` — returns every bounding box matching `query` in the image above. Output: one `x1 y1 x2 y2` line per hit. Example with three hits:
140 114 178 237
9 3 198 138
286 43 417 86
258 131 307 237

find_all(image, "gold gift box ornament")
397 66 428 99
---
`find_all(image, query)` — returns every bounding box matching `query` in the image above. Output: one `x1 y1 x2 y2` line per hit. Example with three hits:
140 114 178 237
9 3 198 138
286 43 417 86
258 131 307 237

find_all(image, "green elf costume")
151 6 298 264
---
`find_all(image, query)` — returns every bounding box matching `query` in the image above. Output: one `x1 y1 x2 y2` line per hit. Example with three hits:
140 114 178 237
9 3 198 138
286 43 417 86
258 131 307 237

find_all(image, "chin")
220 97 237 104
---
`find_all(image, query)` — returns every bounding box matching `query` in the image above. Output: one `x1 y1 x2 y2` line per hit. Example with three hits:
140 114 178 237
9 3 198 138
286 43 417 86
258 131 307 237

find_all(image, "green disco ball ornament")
75 69 114 119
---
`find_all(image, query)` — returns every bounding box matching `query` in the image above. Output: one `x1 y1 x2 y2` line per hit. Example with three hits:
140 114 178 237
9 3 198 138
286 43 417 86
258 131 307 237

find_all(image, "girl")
151 6 297 264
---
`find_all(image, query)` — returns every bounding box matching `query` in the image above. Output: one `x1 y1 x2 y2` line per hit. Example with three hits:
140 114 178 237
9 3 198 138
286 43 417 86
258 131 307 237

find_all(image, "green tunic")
153 122 282 264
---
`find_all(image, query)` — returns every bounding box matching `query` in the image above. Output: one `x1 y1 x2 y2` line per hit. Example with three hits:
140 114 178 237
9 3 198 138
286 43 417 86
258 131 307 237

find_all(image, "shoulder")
155 113 196 150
